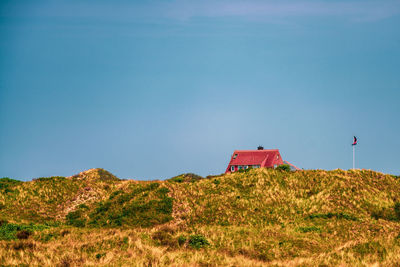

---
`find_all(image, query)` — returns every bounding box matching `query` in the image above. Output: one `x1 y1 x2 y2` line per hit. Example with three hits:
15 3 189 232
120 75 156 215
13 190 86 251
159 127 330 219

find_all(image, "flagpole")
353 145 355 170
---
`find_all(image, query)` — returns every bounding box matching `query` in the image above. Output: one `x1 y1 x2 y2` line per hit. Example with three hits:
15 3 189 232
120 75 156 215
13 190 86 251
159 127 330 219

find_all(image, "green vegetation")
0 177 22 194
168 173 204 183
352 241 387 260
395 202 400 220
276 164 291 171
0 222 49 240
188 234 210 249
87 183 173 227
1 168 400 266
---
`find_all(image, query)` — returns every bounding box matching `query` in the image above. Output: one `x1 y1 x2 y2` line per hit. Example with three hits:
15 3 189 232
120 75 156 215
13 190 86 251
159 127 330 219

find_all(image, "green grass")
86 183 174 228
0 221 50 240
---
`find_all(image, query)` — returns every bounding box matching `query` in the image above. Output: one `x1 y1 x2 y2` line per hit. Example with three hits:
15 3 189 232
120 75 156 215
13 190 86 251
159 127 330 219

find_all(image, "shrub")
95 201 112 213
0 222 49 240
178 235 187 246
168 173 203 183
0 178 22 193
41 232 58 242
169 176 184 183
16 230 31 239
370 206 398 221
394 202 400 221
212 179 220 185
157 187 170 196
34 176 65 182
244 166 253 172
276 164 291 171
109 190 122 200
188 234 210 249
96 253 106 259
66 210 86 227
89 185 174 228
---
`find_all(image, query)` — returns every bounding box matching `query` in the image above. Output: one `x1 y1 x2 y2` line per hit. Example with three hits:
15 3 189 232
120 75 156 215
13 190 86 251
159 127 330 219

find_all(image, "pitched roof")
228 149 281 167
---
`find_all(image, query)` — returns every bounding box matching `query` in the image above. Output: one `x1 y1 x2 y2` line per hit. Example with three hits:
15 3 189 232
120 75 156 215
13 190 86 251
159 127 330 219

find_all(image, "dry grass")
1 168 400 266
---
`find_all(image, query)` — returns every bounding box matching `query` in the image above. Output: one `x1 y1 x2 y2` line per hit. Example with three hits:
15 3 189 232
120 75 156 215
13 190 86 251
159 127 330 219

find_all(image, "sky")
0 0 399 181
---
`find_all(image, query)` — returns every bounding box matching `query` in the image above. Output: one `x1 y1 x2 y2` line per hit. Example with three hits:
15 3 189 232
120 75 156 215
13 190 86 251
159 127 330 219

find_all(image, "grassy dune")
1 168 400 266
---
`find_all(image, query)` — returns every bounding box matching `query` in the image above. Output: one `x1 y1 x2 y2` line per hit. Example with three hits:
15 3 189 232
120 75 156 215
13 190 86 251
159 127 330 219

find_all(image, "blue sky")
1 0 399 180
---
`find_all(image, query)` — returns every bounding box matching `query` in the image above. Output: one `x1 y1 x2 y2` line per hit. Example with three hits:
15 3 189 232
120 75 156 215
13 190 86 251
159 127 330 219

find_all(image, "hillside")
1 168 400 266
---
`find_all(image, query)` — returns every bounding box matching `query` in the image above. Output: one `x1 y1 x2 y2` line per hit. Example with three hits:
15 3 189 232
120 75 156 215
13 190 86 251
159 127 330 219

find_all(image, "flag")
352 136 357 146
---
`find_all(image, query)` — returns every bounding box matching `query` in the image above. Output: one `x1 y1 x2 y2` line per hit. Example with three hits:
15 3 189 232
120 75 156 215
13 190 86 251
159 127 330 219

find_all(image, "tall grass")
1 168 400 265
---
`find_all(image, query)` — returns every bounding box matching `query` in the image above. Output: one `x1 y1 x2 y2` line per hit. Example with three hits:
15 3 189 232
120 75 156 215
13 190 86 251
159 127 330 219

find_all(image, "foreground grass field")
1 168 400 266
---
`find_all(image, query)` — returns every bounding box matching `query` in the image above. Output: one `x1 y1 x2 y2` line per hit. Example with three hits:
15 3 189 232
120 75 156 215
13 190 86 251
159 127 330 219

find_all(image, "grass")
0 168 400 265
0 221 50 241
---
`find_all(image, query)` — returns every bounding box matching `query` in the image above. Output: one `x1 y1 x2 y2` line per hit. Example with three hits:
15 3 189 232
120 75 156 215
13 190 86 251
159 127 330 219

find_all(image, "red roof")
225 149 284 173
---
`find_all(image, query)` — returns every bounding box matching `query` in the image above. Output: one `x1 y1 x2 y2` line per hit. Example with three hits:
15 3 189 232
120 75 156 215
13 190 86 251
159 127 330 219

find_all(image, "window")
244 165 248 169
238 166 243 170
233 154 238 159
253 165 260 168
274 164 277 168
231 166 235 172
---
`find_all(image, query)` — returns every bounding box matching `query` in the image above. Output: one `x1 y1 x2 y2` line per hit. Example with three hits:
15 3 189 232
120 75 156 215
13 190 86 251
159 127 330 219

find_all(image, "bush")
0 222 49 240
178 235 187 246
109 190 122 200
16 230 31 239
0 178 22 193
34 176 65 182
276 164 291 171
168 173 203 183
89 184 174 228
66 210 86 227
169 176 184 183
157 187 170 197
96 253 106 259
370 206 398 222
244 166 253 172
394 202 400 221
188 234 210 249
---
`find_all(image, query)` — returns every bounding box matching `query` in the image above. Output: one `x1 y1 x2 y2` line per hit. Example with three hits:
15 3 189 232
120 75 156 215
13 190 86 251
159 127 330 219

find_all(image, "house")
225 146 284 173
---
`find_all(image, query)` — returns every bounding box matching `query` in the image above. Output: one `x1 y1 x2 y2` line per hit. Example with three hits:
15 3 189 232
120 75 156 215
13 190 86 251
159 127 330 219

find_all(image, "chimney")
257 145 264 150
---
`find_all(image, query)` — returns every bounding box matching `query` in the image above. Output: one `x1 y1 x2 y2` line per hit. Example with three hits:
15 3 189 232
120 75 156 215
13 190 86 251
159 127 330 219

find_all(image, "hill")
0 168 400 266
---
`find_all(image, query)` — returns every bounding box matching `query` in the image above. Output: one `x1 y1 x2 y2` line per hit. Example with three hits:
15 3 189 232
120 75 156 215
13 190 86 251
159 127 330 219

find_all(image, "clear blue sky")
1 0 399 180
